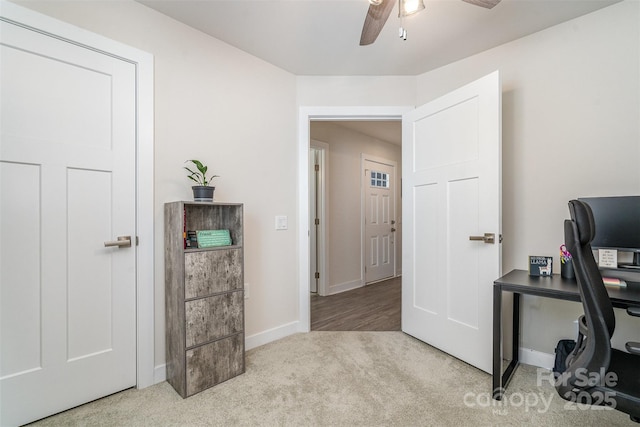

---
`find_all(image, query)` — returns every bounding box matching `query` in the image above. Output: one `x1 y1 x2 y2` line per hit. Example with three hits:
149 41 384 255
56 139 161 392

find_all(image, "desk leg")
493 290 521 400
492 285 503 400
512 293 520 365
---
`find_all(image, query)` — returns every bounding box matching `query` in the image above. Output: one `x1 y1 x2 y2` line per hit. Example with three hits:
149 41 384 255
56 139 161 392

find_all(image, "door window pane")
370 171 389 188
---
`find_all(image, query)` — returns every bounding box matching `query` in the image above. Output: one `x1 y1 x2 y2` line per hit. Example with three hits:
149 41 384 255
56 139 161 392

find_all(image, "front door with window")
364 157 396 284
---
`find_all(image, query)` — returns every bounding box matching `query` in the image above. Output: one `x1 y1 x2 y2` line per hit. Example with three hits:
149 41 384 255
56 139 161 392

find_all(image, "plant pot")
192 185 215 202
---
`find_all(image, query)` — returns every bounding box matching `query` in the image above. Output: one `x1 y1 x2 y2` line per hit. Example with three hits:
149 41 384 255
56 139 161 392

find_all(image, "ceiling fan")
360 0 501 45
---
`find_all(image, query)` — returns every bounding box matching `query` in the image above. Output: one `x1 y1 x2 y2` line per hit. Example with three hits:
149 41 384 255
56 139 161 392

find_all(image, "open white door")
402 71 501 373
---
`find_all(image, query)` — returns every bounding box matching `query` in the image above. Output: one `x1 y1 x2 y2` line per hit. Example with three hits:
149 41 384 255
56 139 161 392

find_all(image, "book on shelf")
185 231 198 248
196 229 232 248
602 277 627 287
183 206 187 249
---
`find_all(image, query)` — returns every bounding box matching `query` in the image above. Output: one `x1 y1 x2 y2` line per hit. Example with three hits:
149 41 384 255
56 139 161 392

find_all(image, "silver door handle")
104 236 132 248
469 233 495 244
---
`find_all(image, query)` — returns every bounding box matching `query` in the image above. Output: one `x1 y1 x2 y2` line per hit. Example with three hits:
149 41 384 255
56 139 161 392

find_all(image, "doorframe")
1 2 155 388
310 140 329 296
297 106 412 332
361 154 398 284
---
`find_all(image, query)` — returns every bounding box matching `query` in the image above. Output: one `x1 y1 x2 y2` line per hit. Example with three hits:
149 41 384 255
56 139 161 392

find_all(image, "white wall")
297 76 417 107
310 122 402 294
415 0 640 354
16 0 300 371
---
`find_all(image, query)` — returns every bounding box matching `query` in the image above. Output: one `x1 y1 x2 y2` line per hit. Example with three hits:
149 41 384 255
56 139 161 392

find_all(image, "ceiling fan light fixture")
399 0 425 17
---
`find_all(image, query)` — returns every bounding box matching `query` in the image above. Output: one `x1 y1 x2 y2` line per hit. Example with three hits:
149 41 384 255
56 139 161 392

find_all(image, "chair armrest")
627 306 640 317
626 341 640 355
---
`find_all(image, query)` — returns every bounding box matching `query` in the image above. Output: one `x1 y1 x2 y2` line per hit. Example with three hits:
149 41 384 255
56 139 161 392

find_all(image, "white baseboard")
245 320 300 351
153 364 166 384
519 347 555 370
327 279 363 295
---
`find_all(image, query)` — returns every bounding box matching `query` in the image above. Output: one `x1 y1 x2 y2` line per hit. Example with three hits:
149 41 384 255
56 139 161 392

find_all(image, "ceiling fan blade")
462 0 501 9
360 0 397 46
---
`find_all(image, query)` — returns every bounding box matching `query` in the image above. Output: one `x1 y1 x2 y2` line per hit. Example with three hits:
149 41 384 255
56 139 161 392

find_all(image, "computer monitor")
579 196 640 268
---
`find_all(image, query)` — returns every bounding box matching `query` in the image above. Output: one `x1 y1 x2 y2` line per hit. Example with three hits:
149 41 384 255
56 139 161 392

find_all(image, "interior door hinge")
136 236 139 246
315 218 320 225
315 164 319 172
315 272 320 279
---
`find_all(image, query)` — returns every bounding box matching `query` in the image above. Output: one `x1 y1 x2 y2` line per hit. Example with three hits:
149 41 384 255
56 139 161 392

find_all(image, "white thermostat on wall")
275 215 288 230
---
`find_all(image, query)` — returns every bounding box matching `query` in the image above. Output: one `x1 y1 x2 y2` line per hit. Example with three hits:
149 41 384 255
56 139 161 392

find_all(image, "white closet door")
1 15 137 426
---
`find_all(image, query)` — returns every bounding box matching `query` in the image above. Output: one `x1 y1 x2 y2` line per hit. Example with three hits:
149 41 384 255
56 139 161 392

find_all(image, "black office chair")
556 199 640 422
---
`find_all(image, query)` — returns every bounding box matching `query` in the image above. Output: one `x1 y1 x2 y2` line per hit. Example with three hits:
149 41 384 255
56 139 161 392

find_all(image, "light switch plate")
275 215 288 230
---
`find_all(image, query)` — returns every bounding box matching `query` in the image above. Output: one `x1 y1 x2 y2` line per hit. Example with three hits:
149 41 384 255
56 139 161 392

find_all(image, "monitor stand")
619 252 640 270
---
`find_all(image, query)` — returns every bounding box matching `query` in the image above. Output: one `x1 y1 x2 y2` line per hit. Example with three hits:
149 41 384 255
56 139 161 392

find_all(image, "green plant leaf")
185 160 218 187
190 160 205 172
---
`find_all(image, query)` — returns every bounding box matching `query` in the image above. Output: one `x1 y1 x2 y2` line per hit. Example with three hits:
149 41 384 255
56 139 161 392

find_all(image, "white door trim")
1 1 155 389
297 106 412 332
361 154 397 284
310 140 329 296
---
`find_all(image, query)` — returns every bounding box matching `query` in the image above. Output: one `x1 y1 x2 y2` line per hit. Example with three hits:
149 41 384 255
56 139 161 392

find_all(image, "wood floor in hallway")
310 277 401 331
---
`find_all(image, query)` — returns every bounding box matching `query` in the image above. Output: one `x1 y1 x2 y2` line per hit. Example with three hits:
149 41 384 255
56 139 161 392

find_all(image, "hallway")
310 277 401 331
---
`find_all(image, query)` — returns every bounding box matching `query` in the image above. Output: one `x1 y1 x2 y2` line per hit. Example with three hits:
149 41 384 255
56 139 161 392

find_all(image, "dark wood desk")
493 269 640 400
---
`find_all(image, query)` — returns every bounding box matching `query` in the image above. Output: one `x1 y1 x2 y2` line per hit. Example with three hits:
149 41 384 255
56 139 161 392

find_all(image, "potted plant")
184 159 219 202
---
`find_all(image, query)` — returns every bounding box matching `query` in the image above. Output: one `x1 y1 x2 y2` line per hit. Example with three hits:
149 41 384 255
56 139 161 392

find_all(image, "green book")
196 229 232 248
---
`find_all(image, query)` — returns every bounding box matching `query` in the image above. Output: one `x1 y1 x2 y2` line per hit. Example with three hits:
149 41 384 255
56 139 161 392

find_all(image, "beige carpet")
30 332 635 426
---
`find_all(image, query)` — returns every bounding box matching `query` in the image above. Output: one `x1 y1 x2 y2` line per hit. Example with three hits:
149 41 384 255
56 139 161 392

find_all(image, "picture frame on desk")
529 255 553 276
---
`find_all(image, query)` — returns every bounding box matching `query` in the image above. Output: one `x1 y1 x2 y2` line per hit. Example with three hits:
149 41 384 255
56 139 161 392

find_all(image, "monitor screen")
578 196 640 265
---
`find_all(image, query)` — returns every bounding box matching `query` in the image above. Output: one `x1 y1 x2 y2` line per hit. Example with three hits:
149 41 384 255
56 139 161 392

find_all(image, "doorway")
298 108 411 332
307 118 403 331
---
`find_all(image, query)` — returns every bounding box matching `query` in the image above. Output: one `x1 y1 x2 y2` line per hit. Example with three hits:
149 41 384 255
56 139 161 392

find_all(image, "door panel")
0 162 42 377
402 71 501 374
1 16 136 426
413 97 479 170
447 177 480 328
67 168 114 360
413 183 439 315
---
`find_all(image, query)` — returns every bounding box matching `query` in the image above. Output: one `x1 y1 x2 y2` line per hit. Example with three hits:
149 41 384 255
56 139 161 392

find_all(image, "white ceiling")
138 0 621 76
